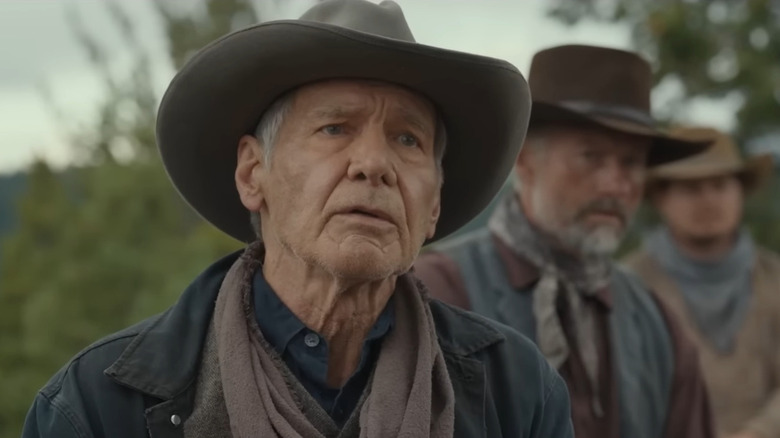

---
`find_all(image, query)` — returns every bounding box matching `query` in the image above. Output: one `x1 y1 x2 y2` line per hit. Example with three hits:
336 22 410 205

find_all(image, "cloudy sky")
0 0 734 175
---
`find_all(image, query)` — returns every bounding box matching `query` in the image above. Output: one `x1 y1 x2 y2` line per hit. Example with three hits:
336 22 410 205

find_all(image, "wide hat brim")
647 153 775 194
157 20 531 244
530 102 710 166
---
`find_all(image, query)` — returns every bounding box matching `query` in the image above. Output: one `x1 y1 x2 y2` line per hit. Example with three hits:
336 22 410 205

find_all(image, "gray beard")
558 223 624 257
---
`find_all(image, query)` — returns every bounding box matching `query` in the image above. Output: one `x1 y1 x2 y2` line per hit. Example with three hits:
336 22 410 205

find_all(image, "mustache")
576 198 629 223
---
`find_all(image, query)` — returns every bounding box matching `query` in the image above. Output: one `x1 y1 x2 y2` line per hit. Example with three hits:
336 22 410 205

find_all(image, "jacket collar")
104 250 503 400
429 297 505 357
104 250 241 400
414 264 505 357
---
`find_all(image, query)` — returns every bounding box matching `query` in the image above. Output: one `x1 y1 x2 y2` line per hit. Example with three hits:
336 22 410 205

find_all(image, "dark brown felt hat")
156 0 531 243
647 126 775 195
528 44 710 165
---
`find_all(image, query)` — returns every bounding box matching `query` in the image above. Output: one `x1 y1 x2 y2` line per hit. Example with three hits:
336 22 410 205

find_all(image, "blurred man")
415 45 715 438
624 126 779 438
21 1 574 437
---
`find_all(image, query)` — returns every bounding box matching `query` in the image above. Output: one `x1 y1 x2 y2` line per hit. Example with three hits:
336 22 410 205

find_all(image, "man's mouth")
577 198 628 226
589 210 622 218
583 210 625 225
338 206 395 225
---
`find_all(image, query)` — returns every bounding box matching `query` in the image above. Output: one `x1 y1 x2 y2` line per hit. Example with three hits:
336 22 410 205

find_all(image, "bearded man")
415 45 715 438
625 126 779 438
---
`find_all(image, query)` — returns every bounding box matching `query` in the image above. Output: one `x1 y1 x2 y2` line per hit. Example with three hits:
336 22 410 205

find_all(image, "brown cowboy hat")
156 0 531 243
528 44 710 166
647 126 775 194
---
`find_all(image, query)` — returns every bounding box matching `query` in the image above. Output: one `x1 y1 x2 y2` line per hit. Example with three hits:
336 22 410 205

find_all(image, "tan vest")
623 248 780 438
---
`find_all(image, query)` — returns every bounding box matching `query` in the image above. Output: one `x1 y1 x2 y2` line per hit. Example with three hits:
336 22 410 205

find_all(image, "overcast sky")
0 0 736 175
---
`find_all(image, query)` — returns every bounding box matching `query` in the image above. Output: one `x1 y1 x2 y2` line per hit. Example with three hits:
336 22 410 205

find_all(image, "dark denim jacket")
22 251 574 438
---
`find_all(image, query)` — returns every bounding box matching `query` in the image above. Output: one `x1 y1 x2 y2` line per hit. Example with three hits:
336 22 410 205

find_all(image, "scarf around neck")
489 192 612 415
644 226 755 353
211 242 455 438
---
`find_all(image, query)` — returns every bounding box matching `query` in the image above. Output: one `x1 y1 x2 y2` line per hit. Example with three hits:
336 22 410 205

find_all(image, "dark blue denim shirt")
252 270 394 426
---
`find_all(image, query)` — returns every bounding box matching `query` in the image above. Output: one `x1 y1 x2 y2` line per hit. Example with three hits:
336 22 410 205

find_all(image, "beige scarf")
213 244 455 438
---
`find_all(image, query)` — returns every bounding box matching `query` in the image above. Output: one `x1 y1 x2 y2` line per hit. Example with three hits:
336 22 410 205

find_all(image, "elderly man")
415 45 715 438
22 1 573 437
624 126 779 438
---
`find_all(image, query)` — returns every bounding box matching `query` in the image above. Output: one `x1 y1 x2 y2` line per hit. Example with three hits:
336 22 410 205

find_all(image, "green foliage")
0 173 27 240
744 173 780 251
0 1 268 435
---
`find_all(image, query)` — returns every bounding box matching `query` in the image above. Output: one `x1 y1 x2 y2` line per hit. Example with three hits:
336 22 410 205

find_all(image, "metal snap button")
304 332 320 347
170 414 181 426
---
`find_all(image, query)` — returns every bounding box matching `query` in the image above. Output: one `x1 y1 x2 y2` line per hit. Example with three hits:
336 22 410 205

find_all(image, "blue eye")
398 133 419 147
321 125 343 135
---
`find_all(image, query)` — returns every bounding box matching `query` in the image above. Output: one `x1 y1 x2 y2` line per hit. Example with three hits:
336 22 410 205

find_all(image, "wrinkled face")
516 125 650 256
236 79 441 280
653 175 743 242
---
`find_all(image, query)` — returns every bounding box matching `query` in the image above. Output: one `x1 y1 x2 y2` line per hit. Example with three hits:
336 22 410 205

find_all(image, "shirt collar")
252 268 395 354
252 269 308 354
366 297 395 342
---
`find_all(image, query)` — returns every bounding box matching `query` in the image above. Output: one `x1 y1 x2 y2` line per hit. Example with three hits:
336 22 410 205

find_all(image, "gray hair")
249 89 448 237
254 90 295 165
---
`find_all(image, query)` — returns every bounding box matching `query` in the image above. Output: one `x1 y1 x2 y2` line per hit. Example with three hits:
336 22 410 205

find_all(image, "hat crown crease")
300 0 416 43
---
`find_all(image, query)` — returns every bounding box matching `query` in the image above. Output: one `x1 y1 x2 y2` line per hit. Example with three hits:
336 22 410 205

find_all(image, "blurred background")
0 0 778 436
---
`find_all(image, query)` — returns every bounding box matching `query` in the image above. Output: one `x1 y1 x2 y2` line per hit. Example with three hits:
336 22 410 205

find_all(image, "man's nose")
346 127 398 186
597 160 637 197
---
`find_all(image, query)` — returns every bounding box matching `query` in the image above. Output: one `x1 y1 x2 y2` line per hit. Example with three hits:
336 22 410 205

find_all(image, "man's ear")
235 135 266 212
515 140 537 186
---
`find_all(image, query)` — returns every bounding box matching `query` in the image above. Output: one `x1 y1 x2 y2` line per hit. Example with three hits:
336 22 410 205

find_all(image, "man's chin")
582 238 620 257
319 244 405 281
685 233 730 247
566 225 623 257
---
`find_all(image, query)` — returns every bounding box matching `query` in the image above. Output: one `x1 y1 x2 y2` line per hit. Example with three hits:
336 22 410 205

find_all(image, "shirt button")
304 332 320 347
170 414 181 426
